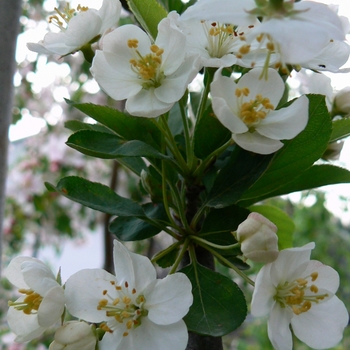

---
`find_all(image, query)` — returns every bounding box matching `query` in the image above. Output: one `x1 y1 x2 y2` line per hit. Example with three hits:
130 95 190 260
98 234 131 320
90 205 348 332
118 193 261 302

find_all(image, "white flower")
182 0 346 70
251 243 349 350
236 212 278 263
6 257 65 342
65 240 193 350
27 0 121 56
49 321 96 350
90 14 200 117
333 86 350 116
211 67 308 154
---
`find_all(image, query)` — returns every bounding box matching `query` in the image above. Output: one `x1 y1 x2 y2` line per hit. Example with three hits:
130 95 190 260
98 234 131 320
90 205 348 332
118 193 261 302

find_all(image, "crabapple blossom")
27 0 121 56
235 212 278 263
90 14 200 117
211 67 308 154
49 321 96 350
64 240 193 350
182 0 346 70
6 257 65 342
251 243 349 350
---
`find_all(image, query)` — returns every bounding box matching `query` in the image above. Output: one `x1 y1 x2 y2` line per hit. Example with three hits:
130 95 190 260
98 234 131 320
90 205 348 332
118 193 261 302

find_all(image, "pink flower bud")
236 212 279 263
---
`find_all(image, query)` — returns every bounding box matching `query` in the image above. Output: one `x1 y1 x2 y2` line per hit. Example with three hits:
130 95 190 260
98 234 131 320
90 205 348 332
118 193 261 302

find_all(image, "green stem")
190 203 207 231
169 238 191 274
178 98 194 168
190 235 240 250
195 68 216 122
151 241 182 263
192 138 233 178
196 241 255 286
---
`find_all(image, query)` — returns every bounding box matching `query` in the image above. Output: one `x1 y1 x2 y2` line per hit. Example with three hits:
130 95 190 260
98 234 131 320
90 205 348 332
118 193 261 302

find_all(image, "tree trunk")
0 0 22 275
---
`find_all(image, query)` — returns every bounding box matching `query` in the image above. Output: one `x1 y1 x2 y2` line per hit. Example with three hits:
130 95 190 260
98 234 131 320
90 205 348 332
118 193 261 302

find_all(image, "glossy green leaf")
206 147 274 208
45 176 144 217
66 101 161 149
64 120 114 134
181 263 247 336
239 94 332 205
109 202 168 241
330 118 350 142
249 205 295 249
67 130 168 159
253 164 350 200
194 106 231 160
127 0 167 40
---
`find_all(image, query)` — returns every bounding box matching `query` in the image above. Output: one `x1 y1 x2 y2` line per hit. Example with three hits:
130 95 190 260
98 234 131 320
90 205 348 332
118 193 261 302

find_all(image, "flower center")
274 272 329 315
202 21 252 59
97 280 148 337
128 39 165 89
236 87 274 127
8 288 43 315
49 4 89 31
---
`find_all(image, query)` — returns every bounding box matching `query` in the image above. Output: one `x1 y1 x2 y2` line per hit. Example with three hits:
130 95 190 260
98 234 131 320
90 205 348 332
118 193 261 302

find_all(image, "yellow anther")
103 290 108 295
123 332 129 337
310 284 318 293
127 39 139 49
116 286 122 291
311 272 318 281
123 296 131 305
125 281 129 288
77 4 89 11
296 278 308 286
267 42 275 51
242 87 250 96
239 45 250 55
126 320 133 329
121 311 130 318
113 298 120 305
132 288 137 294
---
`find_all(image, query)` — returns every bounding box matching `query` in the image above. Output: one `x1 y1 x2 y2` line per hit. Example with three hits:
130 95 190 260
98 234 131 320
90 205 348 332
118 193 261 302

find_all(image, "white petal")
144 273 193 325
38 285 65 327
91 51 142 100
126 88 173 117
257 95 309 140
155 56 199 104
251 264 275 317
156 16 186 75
211 70 248 133
270 243 315 286
65 268 117 322
181 0 256 26
30 32 74 55
5 256 44 289
232 132 283 154
267 304 294 350
102 25 151 61
21 260 58 296
113 240 156 292
291 296 349 349
301 260 340 294
7 300 45 342
237 68 285 108
64 10 102 47
27 42 55 55
98 0 121 34
100 318 188 350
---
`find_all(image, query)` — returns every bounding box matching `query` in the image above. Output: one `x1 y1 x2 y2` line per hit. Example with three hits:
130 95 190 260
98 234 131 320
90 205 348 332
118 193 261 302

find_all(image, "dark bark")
0 0 22 275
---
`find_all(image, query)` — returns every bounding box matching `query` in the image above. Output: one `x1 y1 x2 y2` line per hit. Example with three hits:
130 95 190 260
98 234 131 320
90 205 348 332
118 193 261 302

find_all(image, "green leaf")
67 130 168 159
66 101 161 149
181 263 247 336
45 176 144 217
126 0 167 40
117 157 148 176
158 0 197 13
254 164 350 200
109 202 168 241
194 106 231 160
239 94 332 205
330 118 350 142
249 205 295 249
206 147 274 208
64 120 114 134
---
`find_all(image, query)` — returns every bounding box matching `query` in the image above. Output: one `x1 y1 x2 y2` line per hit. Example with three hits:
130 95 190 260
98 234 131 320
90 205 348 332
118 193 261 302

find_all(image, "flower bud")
49 321 96 350
235 212 279 263
332 86 350 116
